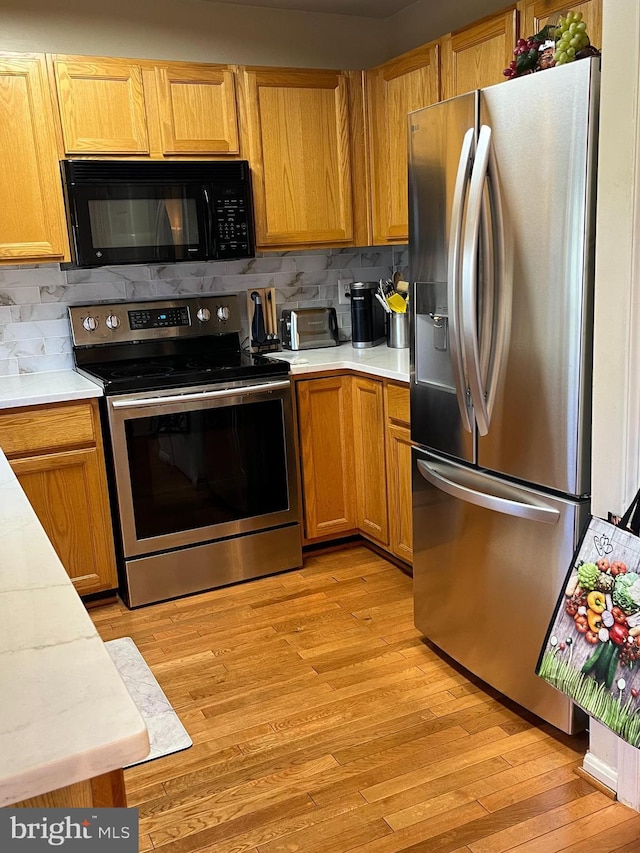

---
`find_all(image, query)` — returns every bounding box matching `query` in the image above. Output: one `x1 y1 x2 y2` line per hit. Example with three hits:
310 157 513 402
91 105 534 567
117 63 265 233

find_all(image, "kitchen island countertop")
0 449 149 807
0 370 102 410
270 342 410 382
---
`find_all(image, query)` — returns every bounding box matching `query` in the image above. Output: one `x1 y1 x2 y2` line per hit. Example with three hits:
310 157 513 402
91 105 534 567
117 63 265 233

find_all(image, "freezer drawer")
412 447 589 733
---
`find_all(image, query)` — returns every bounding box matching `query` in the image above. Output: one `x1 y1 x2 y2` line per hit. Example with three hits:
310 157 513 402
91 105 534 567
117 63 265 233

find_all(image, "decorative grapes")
554 11 591 65
503 10 599 79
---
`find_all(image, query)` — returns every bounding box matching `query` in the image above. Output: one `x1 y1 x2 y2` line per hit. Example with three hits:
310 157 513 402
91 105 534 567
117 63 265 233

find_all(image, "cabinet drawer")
0 402 96 457
386 382 410 427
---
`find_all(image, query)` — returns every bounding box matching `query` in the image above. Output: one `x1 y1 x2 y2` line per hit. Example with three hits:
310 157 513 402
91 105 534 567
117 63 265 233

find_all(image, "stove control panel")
69 295 242 346
129 306 190 331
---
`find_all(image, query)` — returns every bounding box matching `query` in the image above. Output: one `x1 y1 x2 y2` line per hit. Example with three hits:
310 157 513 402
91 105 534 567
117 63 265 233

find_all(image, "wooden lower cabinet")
296 375 357 540
296 373 412 563
13 769 126 809
0 399 118 596
385 381 413 563
386 422 413 563
352 376 388 545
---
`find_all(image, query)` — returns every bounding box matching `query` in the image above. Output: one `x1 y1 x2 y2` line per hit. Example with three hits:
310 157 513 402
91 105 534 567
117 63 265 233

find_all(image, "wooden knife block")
246 287 280 353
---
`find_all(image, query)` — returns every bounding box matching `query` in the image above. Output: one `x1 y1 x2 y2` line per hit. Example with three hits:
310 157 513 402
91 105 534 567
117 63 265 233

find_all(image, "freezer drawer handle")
416 459 560 524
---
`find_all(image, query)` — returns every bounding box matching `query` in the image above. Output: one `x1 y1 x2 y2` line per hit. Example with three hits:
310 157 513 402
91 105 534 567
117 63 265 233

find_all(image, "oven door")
106 378 299 558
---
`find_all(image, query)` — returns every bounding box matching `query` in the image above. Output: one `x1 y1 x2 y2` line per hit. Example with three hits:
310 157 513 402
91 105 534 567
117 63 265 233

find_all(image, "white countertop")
0 349 407 412
270 342 410 382
0 371 102 410
0 450 149 806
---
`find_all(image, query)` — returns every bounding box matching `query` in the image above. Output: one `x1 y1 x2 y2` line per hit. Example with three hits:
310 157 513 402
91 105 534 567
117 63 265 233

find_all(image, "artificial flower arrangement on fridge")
504 10 600 80
537 489 640 747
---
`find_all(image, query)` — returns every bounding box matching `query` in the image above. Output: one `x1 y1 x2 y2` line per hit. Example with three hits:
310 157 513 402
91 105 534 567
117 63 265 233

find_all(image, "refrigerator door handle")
482 132 510 428
447 127 475 433
416 458 561 524
461 124 492 435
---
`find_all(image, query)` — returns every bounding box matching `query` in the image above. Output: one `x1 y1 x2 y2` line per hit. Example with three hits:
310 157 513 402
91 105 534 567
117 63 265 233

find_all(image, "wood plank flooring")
92 545 640 853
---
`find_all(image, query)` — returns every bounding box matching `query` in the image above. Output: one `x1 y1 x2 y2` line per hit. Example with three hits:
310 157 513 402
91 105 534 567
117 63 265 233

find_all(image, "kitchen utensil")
387 292 407 313
266 289 277 339
375 292 391 314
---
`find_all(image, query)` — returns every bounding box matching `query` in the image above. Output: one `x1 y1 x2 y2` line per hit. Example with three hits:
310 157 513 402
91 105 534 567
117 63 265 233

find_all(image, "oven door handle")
110 380 291 410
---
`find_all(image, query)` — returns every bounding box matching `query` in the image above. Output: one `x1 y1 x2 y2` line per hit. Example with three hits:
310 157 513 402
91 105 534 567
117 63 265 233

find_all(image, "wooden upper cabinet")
154 62 239 155
51 56 150 154
441 6 519 100
367 41 440 244
239 67 354 248
519 0 602 49
0 55 68 262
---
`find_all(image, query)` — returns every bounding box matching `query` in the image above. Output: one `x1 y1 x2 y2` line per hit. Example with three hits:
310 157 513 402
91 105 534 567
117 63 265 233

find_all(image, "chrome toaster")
280 307 340 350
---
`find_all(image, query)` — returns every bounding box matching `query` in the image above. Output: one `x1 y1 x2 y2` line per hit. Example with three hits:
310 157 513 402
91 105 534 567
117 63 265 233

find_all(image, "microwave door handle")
202 186 214 258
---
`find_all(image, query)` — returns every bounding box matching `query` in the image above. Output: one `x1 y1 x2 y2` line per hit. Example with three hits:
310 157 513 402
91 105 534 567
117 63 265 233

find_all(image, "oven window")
124 400 289 539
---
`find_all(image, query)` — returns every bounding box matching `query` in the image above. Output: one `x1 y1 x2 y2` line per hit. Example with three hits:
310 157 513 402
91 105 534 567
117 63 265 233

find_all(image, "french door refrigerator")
409 58 600 733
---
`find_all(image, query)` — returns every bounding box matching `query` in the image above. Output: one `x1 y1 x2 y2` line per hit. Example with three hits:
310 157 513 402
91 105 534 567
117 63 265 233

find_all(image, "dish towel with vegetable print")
537 488 640 747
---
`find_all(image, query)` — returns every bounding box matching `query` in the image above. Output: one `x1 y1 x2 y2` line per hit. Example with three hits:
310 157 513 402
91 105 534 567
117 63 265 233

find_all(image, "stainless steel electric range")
69 294 302 608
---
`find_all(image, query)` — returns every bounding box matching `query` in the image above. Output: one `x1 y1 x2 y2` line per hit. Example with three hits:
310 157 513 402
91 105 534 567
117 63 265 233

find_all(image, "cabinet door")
0 55 67 262
520 0 601 48
441 7 519 100
154 63 239 155
239 68 353 248
52 57 149 154
296 376 356 540
352 376 388 544
386 422 413 564
11 448 118 596
367 42 440 244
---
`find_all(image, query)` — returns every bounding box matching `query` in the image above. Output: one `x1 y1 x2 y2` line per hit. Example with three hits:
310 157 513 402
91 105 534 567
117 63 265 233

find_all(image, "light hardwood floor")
92 545 640 852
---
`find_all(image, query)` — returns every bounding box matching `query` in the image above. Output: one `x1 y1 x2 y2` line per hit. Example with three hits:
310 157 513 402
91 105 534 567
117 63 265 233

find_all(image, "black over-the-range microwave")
61 159 255 267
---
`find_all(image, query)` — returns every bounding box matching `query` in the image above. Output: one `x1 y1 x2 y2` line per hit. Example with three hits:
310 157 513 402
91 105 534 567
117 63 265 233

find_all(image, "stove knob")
82 315 98 332
217 305 230 322
105 314 121 330
196 308 211 323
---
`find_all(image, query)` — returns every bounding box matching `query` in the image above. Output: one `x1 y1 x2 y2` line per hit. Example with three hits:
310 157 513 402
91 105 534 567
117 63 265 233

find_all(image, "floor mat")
105 636 192 768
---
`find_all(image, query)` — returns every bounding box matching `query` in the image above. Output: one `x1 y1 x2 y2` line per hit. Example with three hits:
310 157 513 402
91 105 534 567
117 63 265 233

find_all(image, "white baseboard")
582 750 618 792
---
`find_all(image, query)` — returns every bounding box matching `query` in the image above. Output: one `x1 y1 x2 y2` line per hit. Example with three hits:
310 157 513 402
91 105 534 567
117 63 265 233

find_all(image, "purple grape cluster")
503 38 540 79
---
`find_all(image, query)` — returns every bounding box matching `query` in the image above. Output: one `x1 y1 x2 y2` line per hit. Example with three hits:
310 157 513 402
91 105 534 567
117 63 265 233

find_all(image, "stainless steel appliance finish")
107 377 299 560
69 295 241 347
125 524 302 607
70 295 302 608
413 448 589 732
280 307 340 350
409 59 600 733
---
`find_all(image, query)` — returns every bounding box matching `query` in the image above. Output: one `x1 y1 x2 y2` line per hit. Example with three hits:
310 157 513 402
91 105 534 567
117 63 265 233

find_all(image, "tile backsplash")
0 246 408 376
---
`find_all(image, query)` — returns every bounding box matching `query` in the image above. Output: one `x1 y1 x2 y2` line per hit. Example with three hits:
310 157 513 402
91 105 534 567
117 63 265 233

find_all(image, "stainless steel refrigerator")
409 58 600 733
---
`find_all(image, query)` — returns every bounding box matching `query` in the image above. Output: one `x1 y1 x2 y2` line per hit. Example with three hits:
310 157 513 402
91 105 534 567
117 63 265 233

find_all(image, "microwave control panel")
214 189 251 258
